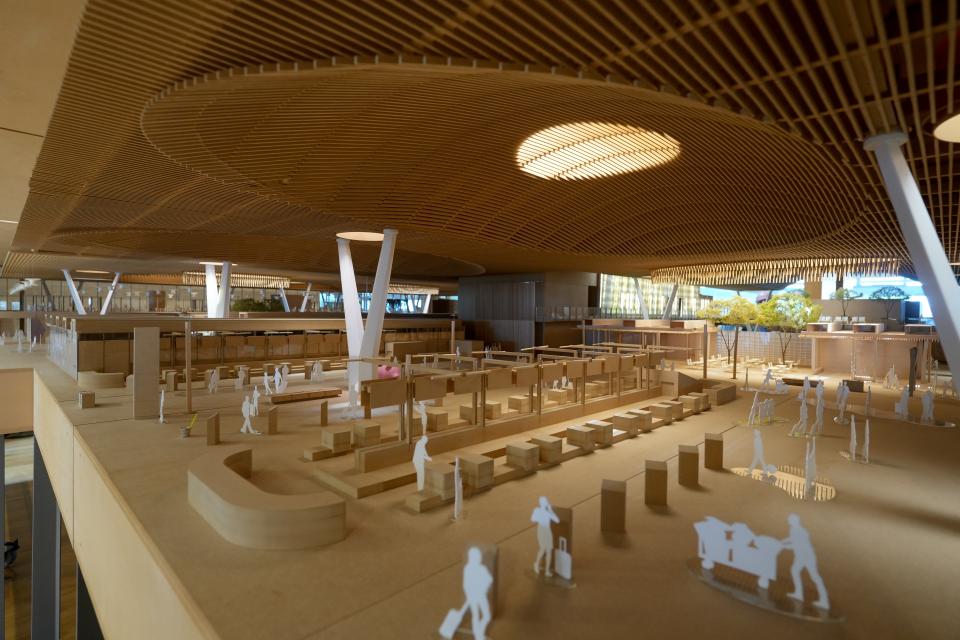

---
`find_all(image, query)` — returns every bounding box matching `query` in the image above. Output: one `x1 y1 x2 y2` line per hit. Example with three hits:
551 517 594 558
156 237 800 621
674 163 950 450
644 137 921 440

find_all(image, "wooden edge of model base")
187 445 346 549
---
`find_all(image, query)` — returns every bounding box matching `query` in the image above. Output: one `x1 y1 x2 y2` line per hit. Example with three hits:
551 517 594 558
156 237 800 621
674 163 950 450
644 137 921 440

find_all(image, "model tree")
870 286 908 320
831 287 862 320
697 296 757 366
757 292 822 364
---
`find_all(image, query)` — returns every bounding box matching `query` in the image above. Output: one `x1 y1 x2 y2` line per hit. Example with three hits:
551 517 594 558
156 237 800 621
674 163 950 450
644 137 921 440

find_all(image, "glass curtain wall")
599 274 708 319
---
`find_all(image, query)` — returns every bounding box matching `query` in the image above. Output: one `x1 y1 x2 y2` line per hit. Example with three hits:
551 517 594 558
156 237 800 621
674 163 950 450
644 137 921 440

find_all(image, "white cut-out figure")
921 388 934 423
439 547 492 640
0 334 5 346
531 496 560 577
781 514 830 610
412 435 432 492
761 368 774 390
251 385 261 417
159 389 166 424
235 368 246 390
280 364 290 392
552 379 560 390
208 368 219 394
453 457 464 521
803 437 816 497
694 516 782 589
864 386 872 417
849 415 857 460
834 381 849 424
895 386 909 419
884 365 899 389
775 379 787 394
789 400 808 436
748 428 771 478
240 396 260 435
863 419 870 464
311 361 322 382
262 372 271 395
763 399 775 423
799 376 810 403
29 337 36 352
16 332 22 352
746 392 760 426
561 375 568 389
273 368 282 394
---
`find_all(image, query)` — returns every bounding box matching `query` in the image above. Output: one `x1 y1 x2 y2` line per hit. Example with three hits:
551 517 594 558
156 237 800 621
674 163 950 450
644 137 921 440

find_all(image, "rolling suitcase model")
439 603 467 639
554 536 572 580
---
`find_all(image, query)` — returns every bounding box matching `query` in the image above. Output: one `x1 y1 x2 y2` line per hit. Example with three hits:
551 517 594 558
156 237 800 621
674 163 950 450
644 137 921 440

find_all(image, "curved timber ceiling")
8 0 960 280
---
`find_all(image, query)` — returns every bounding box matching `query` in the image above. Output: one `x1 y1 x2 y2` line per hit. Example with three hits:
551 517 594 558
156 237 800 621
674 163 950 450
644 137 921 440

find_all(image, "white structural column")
359 228 399 360
100 272 121 315
216 261 231 317
61 269 86 315
299 283 313 312
633 277 650 320
421 293 432 314
662 283 679 321
204 264 219 318
865 131 960 393
278 287 290 312
337 238 365 358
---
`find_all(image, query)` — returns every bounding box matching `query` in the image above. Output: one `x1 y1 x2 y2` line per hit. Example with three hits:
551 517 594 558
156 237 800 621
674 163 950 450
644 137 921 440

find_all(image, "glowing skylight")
516 122 680 180
336 231 385 242
933 113 960 143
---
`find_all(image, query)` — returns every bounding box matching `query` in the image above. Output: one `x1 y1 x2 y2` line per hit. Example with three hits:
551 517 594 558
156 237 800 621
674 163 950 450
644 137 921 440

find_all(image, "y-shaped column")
99 272 121 315
662 283 679 320
633 277 650 319
204 264 219 318
62 269 86 315
865 131 960 393
216 261 232 317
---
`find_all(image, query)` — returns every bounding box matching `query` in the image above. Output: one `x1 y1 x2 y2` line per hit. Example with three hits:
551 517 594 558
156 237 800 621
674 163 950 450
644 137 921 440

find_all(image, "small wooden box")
665 400 684 420
484 400 502 420
566 425 595 452
531 435 562 464
546 388 570 403
506 442 539 472
627 409 653 431
205 412 220 446
610 413 639 437
508 395 531 412
352 421 381 448
459 404 478 423
426 407 448 431
601 479 626 532
425 461 456 500
78 391 95 409
650 404 674 425
266 406 279 435
645 460 668 506
704 433 723 470
678 395 702 414
321 426 353 454
460 453 494 490
586 420 613 447
689 391 710 410
163 370 177 391
678 444 699 487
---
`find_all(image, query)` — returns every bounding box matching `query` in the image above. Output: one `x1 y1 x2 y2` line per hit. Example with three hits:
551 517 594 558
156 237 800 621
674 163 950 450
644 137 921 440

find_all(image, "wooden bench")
270 388 341 404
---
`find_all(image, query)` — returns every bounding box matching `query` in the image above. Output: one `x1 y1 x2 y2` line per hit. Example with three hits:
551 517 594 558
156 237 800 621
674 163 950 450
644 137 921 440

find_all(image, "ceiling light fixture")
336 231 385 242
516 122 680 180
933 113 960 142
198 261 238 266
0 219 18 224
75 270 111 275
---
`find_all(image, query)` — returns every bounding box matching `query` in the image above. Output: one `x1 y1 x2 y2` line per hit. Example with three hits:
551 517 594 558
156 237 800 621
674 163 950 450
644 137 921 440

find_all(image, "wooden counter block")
484 400 502 420
645 460 668 506
601 479 627 532
164 370 177 391
566 425 595 452
216 365 232 380
459 404 478 423
303 445 333 461
650 404 673 425
426 406 448 431
585 420 613 447
705 433 724 470
270 388 340 404
546 388 570 403
460 453 494 491
319 400 328 426
611 413 639 437
665 400 684 420
678 395 702 414
689 391 710 410
508 394 531 412
205 412 220 446
425 461 456 500
266 406 279 435
321 426 353 455
678 444 699 487
584 382 601 398
204 369 214 388
506 442 539 472
352 421 381 448
530 435 562 464
264 363 278 376
78 390 95 409
627 409 653 432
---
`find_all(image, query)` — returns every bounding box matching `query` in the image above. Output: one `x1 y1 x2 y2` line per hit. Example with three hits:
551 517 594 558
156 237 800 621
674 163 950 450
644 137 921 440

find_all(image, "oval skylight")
516 122 680 180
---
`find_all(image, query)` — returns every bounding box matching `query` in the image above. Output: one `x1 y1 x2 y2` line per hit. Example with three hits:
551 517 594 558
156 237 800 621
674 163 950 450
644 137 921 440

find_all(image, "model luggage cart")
694 516 782 588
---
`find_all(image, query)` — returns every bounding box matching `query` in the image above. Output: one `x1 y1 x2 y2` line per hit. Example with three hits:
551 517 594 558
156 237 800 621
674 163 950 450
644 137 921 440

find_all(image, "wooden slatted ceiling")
8 0 959 282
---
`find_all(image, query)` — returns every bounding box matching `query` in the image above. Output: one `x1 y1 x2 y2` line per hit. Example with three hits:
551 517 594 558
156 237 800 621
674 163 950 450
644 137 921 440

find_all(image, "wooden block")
550 506 573 557
164 370 177 391
459 404 477 423
508 394 531 412
352 421 381 448
678 444 699 487
484 400 502 420
601 479 626 532
546 387 569 403
583 382 601 398
321 426 353 455
678 395 701 414
206 412 220 446
644 460 667 506
303 445 333 461
216 365 231 380
650 404 673 425
689 391 710 410
270 388 340 404
266 406 279 435
426 406 448 431
611 413 639 437
704 433 724 470
665 400 684 420
78 390 95 409
459 453 494 491
585 420 613 447
530 435 562 464
319 400 328 426
566 425 595 452
506 442 539 472
425 461 456 500
133 327 160 419
627 409 653 431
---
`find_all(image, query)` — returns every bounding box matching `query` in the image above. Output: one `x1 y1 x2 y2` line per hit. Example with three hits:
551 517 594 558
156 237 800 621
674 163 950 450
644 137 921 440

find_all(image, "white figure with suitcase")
554 536 572 581
531 496 560 577
439 546 492 639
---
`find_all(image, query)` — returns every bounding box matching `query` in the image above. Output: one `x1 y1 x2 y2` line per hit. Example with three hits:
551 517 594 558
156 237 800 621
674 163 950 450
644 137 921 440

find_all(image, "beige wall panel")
287 335 305 358
198 336 219 362
133 327 160 419
223 335 245 360
514 366 538 387
245 336 266 360
369 379 406 408
103 339 131 374
453 372 483 394
414 376 446 401
541 363 563 384
0 368 33 434
564 360 586 379
267 335 289 358
33 371 74 538
485 367 513 390
305 334 322 356
78 340 104 373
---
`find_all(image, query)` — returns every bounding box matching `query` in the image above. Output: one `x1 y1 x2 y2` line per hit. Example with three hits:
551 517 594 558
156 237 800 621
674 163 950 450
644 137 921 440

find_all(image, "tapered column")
99 272 121 315
32 440 61 640
661 283 678 320
421 293 431 314
337 238 364 358
216 261 231 317
278 287 290 312
359 228 398 360
205 264 219 318
865 132 960 393
62 269 86 315
633 277 650 319
299 282 313 312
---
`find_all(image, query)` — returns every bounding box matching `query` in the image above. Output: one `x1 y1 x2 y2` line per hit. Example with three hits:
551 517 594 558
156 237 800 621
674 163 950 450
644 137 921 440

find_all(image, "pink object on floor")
378 365 400 379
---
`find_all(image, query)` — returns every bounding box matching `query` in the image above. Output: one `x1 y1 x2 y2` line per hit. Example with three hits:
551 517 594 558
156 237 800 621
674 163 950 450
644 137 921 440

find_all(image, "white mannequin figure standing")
863 419 871 463
262 372 272 395
531 496 560 577
458 547 493 640
811 392 825 434
761 368 774 390
864 386 872 417
273 368 282 395
311 361 322 382
29 337 35 352
251 385 260 417
781 514 830 610
834 381 849 424
921 388 935 423
235 368 245 390
280 364 290 392
453 457 464 521
412 435 432 492
748 428 770 478
775 379 787 394
789 400 808 436
895 386 909 419
208 368 219 394
799 376 810 403
747 392 760 426
159 389 166 424
240 396 260 435
849 415 857 460
803 437 816 497
884 365 898 389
